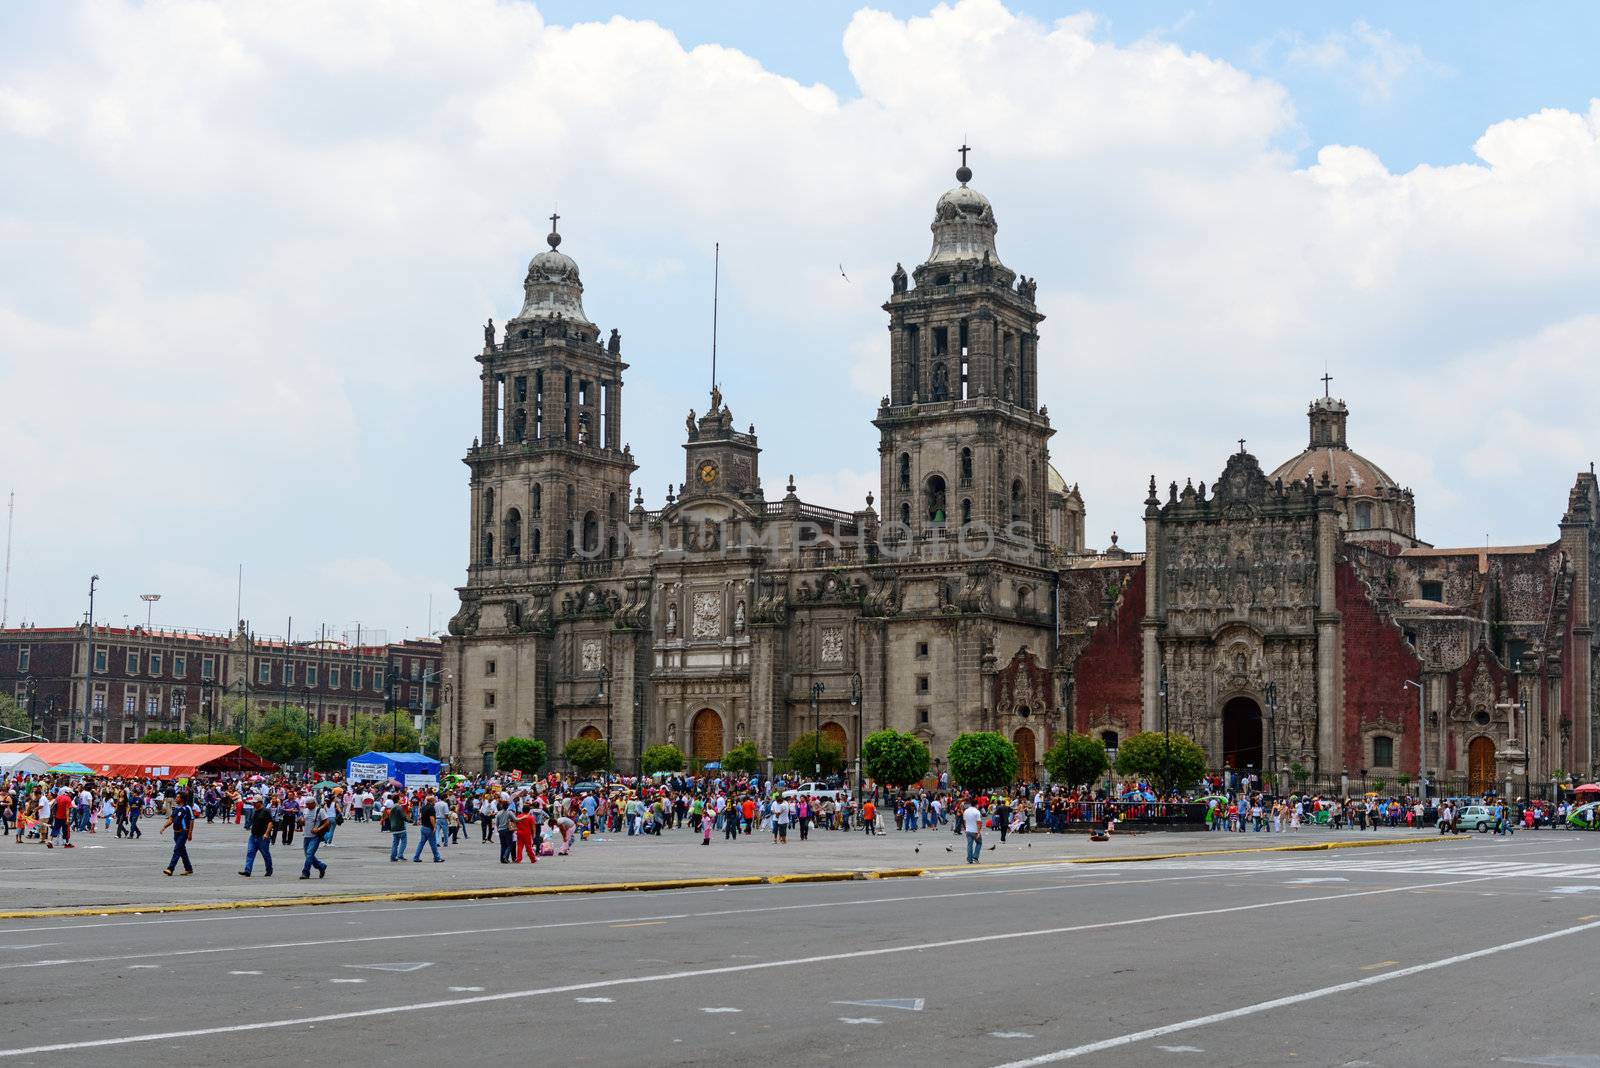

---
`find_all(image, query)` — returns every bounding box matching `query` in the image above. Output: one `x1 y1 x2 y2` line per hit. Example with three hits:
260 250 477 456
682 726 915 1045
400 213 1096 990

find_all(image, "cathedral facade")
443 163 1599 794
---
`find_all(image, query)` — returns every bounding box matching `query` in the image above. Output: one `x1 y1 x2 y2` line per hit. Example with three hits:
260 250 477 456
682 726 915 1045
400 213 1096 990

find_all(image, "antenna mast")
711 242 720 393
1 492 11 629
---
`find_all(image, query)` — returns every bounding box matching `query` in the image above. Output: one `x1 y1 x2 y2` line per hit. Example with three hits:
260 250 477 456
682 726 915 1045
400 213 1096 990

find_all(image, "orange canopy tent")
0 742 275 778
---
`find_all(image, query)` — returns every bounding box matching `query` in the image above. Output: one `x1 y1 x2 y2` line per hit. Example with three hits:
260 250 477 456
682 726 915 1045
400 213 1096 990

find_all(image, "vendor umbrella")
47 762 95 775
1573 783 1600 794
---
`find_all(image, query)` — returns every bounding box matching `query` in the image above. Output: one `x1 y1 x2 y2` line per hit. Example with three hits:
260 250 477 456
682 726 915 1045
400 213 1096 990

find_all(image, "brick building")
0 623 442 746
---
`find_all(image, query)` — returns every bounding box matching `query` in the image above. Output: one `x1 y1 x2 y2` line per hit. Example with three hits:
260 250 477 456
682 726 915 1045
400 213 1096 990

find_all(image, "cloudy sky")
2 0 1598 641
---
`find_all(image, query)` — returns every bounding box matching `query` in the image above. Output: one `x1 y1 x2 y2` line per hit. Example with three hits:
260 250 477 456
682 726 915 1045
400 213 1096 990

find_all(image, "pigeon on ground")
914 845 920 853
945 846 954 853
988 843 996 851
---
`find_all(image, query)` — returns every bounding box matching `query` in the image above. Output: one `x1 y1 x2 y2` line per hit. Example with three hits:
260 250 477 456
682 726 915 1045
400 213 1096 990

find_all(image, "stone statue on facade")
483 318 495 348
666 602 678 637
608 327 621 354
891 262 907 294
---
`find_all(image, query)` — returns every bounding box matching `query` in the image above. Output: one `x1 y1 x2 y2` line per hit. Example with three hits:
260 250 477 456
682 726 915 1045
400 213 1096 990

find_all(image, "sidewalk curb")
0 834 1464 920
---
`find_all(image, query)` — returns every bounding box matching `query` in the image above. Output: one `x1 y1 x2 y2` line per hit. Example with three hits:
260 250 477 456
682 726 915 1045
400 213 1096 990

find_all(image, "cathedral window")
899 502 911 528
961 498 972 525
918 708 929 725
1101 730 1119 752
1420 580 1442 602
503 508 522 560
565 529 575 556
531 528 541 557
960 448 973 485
1010 479 1024 523
898 454 911 492
582 511 600 554
925 475 947 525
933 326 949 355
931 362 949 401
916 675 930 694
1372 735 1394 767
1354 502 1373 529
916 642 929 659
532 483 542 516
512 408 527 442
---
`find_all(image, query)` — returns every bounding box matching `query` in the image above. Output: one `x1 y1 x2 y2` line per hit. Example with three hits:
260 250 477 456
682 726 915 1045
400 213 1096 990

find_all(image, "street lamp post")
1062 668 1075 736
1265 681 1277 797
200 679 215 740
1403 678 1426 800
22 676 36 739
597 666 611 778
1158 667 1170 797
386 665 401 751
83 574 99 742
810 681 826 779
850 672 862 801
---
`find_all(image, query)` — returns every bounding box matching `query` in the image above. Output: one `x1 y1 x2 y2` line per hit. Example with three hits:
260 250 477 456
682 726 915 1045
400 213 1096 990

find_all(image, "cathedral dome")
1268 445 1399 495
514 220 592 325
1269 391 1417 539
925 163 1003 268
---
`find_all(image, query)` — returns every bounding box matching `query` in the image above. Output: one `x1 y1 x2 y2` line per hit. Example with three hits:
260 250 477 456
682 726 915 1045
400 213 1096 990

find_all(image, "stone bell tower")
466 213 636 574
873 148 1054 551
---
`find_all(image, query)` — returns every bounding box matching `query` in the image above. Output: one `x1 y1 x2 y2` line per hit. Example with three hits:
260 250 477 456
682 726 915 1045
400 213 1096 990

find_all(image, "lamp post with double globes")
810 681 826 778
849 672 862 801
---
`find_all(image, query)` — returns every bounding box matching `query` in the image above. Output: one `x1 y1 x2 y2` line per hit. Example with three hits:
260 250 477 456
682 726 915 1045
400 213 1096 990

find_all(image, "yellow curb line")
0 869 927 920
0 835 1464 921
917 833 1471 874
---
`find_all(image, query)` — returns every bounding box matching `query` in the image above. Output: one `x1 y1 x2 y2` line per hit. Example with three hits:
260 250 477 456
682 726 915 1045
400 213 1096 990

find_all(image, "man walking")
240 801 275 877
412 792 444 863
300 794 331 879
384 794 409 862
963 798 983 864
49 787 74 849
160 791 195 875
496 799 516 863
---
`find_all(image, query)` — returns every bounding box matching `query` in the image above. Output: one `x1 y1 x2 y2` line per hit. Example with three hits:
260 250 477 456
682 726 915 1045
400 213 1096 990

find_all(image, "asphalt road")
2 835 1599 1066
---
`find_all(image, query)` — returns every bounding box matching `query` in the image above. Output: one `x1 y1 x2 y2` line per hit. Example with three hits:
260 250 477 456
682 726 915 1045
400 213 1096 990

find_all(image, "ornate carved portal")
1467 735 1496 794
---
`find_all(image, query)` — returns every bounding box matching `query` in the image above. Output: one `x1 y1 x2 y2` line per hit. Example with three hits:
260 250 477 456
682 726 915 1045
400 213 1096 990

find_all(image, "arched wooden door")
821 721 847 757
692 709 724 766
1467 736 1496 795
579 725 602 743
1014 726 1037 783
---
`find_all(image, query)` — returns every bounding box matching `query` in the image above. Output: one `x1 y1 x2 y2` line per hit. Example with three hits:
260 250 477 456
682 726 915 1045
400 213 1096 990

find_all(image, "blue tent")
346 751 441 786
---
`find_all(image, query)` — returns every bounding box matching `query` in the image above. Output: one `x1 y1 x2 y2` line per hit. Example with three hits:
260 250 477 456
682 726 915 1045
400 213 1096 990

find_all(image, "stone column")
481 370 497 445
1314 488 1342 775
1141 509 1162 732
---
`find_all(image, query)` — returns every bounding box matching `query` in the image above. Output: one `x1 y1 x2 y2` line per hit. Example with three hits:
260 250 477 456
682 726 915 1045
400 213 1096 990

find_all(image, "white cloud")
0 0 1596 629
1280 20 1446 103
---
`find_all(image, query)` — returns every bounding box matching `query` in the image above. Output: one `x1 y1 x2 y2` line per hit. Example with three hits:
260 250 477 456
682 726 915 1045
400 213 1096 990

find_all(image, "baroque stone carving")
820 626 845 664
581 639 603 673
691 592 722 639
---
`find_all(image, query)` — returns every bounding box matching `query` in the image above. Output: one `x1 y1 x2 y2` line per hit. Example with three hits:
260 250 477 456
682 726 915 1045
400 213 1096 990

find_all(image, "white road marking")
447 986 484 992
991 1032 1035 1039
0 871 1238 973
832 997 924 1011
229 971 262 976
574 997 613 1003
1286 877 1347 884
1550 886 1600 894
987 916 1600 1067
700 1007 741 1014
329 978 365 984
1156 1045 1204 1052
126 964 159 969
0 873 1530 1059
838 1017 882 1025
344 962 432 973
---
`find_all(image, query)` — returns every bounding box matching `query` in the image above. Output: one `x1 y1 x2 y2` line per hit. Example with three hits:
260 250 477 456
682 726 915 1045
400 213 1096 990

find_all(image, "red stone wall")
1070 566 1145 740
1337 560 1423 773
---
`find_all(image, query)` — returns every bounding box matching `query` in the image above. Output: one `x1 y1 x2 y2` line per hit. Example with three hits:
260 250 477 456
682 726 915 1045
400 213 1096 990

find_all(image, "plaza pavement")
0 816 1465 913
0 833 1597 1066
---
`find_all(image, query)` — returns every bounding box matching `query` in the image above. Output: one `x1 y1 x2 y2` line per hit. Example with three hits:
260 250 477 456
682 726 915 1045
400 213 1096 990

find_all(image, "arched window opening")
582 510 600 553
898 454 911 492
1354 502 1373 530
531 527 542 557
1010 479 1024 523
512 408 527 442
899 502 911 528
503 508 522 560
961 498 972 525
532 483 542 516
925 475 947 525
960 447 973 485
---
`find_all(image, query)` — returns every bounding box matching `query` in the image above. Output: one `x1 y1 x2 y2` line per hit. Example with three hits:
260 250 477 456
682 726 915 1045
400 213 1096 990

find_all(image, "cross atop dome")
956 142 972 185
547 209 562 249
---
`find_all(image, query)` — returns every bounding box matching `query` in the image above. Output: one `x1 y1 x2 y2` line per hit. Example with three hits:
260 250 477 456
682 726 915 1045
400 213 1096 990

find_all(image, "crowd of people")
1 767 1590 884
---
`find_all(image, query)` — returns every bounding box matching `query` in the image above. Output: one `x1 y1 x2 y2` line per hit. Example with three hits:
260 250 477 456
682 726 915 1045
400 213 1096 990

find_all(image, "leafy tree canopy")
946 731 1019 790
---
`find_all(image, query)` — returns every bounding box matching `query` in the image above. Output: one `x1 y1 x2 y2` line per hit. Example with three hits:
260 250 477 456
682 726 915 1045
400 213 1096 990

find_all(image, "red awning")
0 742 276 778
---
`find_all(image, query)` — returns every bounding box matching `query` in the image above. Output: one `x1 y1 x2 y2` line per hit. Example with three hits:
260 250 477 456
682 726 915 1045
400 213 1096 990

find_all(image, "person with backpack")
412 791 444 863
300 793 331 879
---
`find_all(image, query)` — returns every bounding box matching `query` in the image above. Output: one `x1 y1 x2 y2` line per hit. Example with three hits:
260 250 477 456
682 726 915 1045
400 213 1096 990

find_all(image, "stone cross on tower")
1238 438 1247 454
1321 372 1333 397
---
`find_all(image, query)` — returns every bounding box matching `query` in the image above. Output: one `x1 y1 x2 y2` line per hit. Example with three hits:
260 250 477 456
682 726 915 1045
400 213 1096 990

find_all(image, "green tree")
0 693 30 734
787 731 846 777
191 730 239 746
1114 731 1207 795
248 722 306 767
138 729 190 745
720 740 762 775
257 704 310 734
565 736 613 776
310 727 359 772
352 712 418 753
946 731 1019 790
421 722 441 759
640 743 686 775
861 729 931 787
496 736 547 776
1042 732 1109 789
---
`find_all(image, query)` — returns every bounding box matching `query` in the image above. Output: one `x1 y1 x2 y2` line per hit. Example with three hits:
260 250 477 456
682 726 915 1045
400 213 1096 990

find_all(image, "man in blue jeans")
300 798 331 879
962 800 983 864
413 792 444 862
161 791 195 876
239 803 274 877
384 795 409 861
